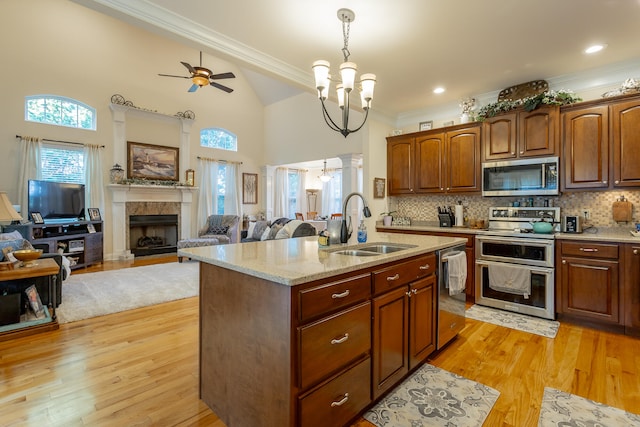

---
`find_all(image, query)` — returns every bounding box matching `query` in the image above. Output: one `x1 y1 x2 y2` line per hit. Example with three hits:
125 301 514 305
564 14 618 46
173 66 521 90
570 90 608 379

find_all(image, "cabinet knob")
406 291 412 297
562 259 566 264
446 187 450 191
519 151 524 154
603 180 607 184
412 289 418 295
330 393 349 407
330 333 349 345
440 188 444 191
387 273 400 281
634 249 639 255
615 180 620 184
331 290 350 299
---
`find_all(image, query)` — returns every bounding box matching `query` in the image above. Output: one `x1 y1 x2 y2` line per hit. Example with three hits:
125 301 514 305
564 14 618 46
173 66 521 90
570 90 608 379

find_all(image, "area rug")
538 387 640 426
55 262 198 324
363 363 500 427
466 304 560 338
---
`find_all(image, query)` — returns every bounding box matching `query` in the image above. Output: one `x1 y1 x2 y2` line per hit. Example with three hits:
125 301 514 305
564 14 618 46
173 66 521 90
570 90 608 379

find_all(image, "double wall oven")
475 207 560 320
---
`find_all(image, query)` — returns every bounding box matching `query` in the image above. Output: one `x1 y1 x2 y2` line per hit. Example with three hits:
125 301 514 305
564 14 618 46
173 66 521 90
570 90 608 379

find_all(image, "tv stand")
4 220 103 270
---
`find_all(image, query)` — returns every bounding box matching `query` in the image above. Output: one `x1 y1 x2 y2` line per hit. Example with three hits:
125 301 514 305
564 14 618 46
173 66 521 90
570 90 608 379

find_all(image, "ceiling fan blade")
188 84 199 93
211 72 235 80
158 73 190 79
210 81 234 93
181 61 196 74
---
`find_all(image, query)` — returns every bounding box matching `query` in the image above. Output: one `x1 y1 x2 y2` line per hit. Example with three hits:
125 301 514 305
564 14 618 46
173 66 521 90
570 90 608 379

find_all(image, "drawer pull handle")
387 273 400 281
580 248 598 252
331 393 349 407
331 290 350 299
331 333 349 345
419 264 430 270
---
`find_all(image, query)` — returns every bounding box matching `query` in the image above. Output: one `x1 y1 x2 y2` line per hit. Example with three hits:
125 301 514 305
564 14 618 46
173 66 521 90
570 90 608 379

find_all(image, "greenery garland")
475 89 582 121
118 178 189 186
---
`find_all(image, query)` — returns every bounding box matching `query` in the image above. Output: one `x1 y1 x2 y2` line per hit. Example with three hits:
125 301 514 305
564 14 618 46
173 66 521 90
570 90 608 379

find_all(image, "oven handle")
475 234 555 247
541 163 546 188
475 259 554 273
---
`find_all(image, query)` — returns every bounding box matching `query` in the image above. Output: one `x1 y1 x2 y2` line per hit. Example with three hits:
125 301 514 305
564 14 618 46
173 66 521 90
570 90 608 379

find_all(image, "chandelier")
312 8 376 138
319 159 332 182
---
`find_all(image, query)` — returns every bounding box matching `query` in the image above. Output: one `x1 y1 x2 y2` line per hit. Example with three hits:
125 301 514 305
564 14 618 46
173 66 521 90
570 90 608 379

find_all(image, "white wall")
0 0 266 256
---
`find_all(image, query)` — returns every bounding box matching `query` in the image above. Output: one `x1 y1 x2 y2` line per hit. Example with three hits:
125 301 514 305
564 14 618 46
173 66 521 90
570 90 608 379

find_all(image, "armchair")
198 215 240 244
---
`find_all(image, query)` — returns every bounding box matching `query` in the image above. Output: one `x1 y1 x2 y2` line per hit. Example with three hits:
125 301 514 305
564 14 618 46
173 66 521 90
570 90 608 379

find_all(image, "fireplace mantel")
108 184 197 259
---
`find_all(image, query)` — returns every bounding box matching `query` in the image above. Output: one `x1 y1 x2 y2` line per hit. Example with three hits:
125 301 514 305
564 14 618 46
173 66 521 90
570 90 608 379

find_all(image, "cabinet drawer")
373 254 436 295
299 274 371 322
299 357 371 427
298 302 371 389
561 241 618 259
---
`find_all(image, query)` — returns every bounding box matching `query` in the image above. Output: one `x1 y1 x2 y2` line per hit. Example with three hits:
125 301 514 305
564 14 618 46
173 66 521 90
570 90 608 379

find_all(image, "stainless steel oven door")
475 259 555 320
475 235 554 268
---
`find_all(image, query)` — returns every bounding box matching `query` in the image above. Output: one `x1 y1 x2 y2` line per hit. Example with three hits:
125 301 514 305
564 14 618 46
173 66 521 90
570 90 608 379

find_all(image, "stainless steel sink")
332 249 381 257
358 243 417 254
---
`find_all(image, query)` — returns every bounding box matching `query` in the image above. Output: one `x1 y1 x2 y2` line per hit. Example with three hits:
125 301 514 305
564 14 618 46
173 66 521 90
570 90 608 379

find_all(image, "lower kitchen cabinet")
624 243 640 336
558 240 622 327
372 254 436 400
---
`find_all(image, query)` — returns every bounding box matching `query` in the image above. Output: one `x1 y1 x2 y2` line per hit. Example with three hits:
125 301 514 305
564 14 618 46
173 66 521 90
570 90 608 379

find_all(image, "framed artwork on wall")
373 178 386 199
243 173 258 204
127 141 179 181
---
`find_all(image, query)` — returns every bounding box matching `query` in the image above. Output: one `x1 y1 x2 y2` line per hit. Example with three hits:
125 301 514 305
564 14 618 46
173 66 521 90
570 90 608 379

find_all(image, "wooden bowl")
13 249 43 263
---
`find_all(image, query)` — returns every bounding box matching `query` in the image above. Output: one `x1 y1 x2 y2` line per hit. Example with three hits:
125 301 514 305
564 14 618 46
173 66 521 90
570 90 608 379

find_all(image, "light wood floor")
1 256 639 426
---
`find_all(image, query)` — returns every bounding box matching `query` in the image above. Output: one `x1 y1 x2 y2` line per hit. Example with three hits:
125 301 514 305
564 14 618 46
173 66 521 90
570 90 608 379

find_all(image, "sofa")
241 218 318 243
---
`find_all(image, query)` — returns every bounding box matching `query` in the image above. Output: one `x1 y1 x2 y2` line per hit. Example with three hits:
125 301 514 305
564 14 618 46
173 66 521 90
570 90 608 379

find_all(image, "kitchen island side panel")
199 262 294 426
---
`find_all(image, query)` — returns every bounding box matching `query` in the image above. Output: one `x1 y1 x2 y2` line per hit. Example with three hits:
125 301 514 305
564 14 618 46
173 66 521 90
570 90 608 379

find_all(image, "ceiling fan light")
339 62 357 91
193 75 209 86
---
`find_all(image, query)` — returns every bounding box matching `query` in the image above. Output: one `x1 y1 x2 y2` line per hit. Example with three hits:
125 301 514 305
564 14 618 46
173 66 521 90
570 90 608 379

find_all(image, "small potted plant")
380 211 397 227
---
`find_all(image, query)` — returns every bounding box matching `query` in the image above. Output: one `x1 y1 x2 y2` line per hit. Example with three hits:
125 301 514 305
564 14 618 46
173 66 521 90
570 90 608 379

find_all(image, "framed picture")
87 223 96 233
185 169 195 186
373 178 386 199
243 173 258 204
443 120 455 127
127 141 179 181
419 121 433 131
31 212 44 224
88 208 101 221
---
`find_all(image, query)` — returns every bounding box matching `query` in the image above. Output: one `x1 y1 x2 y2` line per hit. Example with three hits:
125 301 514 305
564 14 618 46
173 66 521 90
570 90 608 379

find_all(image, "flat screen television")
28 180 86 222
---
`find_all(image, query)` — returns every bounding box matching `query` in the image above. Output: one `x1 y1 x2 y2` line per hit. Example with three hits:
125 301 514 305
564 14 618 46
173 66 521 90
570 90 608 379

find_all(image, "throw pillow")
283 220 303 237
253 220 270 240
247 221 256 238
275 227 290 239
207 225 229 235
260 226 271 241
267 224 282 240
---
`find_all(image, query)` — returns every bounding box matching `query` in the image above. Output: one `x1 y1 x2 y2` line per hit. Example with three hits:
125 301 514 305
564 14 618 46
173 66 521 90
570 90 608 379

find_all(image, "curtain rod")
16 135 105 148
197 156 243 165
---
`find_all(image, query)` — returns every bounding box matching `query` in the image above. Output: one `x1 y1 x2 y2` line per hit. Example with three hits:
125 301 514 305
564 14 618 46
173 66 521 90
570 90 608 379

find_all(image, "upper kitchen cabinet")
561 93 640 191
482 106 560 161
387 124 481 195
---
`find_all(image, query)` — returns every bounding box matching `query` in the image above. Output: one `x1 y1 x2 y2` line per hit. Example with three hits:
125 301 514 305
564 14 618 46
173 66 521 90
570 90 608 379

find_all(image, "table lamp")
0 192 22 224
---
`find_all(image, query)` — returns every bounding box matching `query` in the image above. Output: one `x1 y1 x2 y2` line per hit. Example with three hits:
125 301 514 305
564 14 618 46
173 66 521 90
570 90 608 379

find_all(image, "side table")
0 257 60 341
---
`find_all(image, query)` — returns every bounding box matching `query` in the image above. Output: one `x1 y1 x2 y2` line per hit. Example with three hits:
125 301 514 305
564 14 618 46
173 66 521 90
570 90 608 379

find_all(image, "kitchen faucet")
340 192 372 243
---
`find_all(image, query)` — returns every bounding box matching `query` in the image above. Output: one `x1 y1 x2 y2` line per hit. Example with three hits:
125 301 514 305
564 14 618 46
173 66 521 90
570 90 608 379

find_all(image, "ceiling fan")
158 51 235 93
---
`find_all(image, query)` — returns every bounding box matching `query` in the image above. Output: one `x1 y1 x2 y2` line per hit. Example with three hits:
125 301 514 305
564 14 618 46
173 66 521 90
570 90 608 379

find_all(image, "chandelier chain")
341 15 351 62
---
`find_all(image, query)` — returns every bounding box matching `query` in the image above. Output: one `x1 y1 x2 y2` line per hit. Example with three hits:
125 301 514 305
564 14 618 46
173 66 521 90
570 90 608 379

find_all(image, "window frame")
25 95 96 130
200 127 237 151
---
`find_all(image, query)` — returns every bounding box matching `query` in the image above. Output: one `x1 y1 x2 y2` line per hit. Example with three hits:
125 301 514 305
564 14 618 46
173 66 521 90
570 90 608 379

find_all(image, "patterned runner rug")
465 304 560 338
56 261 198 323
538 387 640 426
364 364 499 427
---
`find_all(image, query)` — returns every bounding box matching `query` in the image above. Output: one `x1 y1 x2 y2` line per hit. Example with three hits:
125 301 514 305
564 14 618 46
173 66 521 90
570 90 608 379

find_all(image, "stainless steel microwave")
482 156 559 196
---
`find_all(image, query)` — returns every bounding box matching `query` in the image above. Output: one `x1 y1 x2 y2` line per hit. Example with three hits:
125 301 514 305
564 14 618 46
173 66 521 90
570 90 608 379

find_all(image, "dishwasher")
437 244 467 349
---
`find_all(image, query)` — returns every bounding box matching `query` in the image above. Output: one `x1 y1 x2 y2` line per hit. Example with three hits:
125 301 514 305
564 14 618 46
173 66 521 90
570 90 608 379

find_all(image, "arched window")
25 95 96 130
200 128 237 151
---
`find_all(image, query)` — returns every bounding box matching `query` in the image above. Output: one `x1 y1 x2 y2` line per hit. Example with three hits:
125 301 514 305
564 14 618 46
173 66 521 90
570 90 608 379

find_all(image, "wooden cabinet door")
408 275 436 368
414 132 445 193
611 99 640 187
560 256 620 324
482 113 517 161
446 126 481 193
84 232 104 265
518 106 560 158
624 244 640 336
372 286 408 400
387 137 414 195
562 105 609 190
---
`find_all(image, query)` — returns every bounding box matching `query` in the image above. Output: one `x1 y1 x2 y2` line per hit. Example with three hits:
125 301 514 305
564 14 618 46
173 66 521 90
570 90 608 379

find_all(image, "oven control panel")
489 207 560 222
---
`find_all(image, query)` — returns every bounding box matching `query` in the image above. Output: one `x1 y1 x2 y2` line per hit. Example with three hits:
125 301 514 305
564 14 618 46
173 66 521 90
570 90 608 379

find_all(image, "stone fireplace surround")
108 184 196 260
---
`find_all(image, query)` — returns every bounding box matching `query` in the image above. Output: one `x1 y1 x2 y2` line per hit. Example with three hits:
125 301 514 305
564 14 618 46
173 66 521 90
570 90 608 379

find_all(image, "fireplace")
129 214 178 256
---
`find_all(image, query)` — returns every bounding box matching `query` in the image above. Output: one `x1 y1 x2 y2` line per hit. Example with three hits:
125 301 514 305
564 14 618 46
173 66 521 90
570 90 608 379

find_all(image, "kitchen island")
179 232 465 427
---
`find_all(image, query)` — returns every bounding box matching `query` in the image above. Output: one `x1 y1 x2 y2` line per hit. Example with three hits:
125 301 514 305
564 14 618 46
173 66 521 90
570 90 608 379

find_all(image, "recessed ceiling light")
433 87 445 94
585 44 607 54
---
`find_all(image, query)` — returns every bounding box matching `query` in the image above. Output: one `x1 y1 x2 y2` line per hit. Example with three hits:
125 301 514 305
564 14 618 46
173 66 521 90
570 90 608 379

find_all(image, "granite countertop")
178 231 466 286
377 221 640 243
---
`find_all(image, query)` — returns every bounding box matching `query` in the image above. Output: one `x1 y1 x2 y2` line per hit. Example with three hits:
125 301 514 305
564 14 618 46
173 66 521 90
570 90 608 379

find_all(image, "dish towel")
488 263 531 298
446 250 467 296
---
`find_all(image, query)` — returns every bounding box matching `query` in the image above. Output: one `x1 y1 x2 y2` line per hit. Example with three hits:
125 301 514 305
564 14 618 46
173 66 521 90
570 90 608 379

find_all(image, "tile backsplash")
390 190 640 228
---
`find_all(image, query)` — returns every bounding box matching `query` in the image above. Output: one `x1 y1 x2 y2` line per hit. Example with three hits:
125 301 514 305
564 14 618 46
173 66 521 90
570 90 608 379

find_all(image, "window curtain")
274 167 288 218
295 170 306 217
17 136 42 217
197 158 219 228
83 144 105 219
224 162 241 216
321 169 342 217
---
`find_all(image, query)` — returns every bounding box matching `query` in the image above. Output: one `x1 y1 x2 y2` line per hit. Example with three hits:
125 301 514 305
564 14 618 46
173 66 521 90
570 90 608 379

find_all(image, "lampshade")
193 75 209 86
0 192 22 222
339 62 357 91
